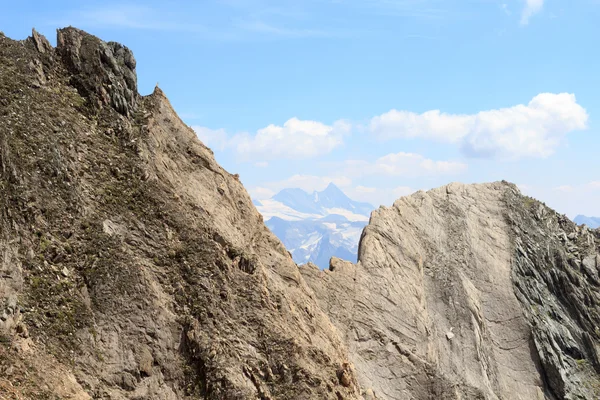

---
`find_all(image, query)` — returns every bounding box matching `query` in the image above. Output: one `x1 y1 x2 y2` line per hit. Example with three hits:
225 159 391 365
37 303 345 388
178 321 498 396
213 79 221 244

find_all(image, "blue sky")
2 0 599 218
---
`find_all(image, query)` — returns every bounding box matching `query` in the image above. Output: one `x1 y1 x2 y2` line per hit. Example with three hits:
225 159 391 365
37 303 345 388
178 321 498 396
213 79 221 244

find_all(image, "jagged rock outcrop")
0 28 359 399
507 190 600 399
302 182 600 400
57 27 139 116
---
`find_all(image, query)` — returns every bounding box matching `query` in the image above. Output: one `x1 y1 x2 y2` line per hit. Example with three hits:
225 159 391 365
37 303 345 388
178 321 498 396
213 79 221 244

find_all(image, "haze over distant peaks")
255 183 373 222
254 183 374 268
574 215 600 229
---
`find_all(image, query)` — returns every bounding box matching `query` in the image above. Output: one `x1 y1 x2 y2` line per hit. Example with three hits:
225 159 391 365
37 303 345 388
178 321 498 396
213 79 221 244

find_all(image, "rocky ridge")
301 182 600 400
0 28 359 399
1 27 599 400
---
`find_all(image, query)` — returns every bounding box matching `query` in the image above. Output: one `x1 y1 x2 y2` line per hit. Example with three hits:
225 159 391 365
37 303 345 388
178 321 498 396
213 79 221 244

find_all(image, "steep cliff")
302 182 600 400
0 28 359 399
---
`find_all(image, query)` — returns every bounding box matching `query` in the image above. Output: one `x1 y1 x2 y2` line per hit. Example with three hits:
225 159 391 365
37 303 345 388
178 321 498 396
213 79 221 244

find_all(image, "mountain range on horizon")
258 186 600 269
574 215 600 229
254 183 374 268
254 182 373 222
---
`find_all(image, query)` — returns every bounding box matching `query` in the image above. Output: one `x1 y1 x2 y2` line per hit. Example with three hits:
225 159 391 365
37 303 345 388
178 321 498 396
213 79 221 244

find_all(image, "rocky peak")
56 27 138 116
28 28 52 54
322 182 345 196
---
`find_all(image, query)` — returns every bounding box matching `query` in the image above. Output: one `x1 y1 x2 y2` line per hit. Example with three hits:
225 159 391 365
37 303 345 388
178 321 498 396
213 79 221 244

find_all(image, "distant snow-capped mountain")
254 183 373 268
574 215 600 229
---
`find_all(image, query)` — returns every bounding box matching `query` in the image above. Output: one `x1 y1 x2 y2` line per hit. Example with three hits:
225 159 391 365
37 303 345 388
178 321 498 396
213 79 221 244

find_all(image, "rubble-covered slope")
302 182 600 400
0 28 360 400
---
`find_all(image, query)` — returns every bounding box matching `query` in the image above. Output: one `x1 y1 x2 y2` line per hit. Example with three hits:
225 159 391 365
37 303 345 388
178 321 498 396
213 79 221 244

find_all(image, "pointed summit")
574 215 600 229
321 182 346 196
324 182 340 191
318 182 352 207
264 183 373 221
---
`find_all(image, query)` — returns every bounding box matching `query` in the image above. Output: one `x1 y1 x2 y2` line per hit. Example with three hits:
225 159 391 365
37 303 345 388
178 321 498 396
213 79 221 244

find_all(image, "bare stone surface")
28 28 52 54
302 182 600 399
506 189 600 399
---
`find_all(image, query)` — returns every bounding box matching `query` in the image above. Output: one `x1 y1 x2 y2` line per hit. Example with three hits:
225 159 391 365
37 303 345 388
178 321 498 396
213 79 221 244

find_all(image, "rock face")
0 28 359 399
302 182 600 399
57 27 139 116
507 191 600 399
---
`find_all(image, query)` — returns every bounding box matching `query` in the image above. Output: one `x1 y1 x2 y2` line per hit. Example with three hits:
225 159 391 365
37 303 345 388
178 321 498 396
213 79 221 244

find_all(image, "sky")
2 0 599 218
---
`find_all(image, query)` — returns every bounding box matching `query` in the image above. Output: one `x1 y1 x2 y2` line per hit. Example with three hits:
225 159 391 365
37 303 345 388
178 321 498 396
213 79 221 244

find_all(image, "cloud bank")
340 152 467 177
194 93 587 162
194 117 349 161
369 93 588 158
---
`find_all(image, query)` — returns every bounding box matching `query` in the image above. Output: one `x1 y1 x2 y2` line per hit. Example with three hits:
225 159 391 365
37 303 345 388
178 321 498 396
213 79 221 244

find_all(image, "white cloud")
587 181 600 190
196 93 586 162
232 118 349 160
340 152 467 177
255 161 269 168
248 187 276 200
368 93 588 159
554 185 574 193
552 181 600 194
194 126 229 150
369 109 470 142
354 186 377 193
193 118 349 161
521 0 544 25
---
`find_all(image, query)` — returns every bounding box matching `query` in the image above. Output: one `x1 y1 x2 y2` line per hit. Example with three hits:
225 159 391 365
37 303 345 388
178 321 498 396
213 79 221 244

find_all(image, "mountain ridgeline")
1 28 600 400
575 215 600 229
272 184 373 217
255 184 373 268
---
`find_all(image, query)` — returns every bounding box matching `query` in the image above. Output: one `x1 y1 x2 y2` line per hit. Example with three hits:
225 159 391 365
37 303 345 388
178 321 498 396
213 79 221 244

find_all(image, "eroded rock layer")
302 182 600 400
